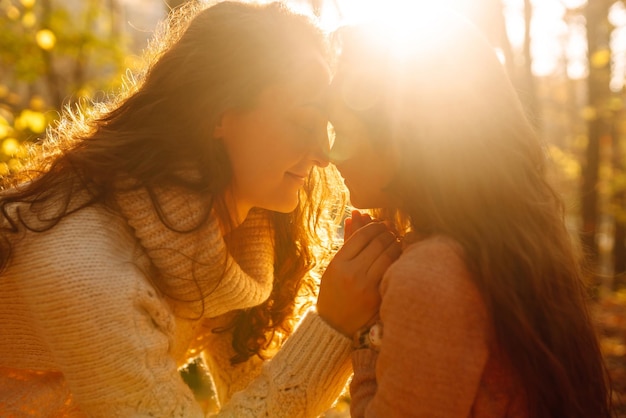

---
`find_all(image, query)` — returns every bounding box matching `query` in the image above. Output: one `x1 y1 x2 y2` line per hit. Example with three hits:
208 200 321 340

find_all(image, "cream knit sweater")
0 187 353 417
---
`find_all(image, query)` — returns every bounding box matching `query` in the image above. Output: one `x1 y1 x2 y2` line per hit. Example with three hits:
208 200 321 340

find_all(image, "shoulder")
381 235 479 309
384 235 468 286
380 234 491 337
4 204 176 336
17 204 140 265
400 234 465 263
7 204 149 299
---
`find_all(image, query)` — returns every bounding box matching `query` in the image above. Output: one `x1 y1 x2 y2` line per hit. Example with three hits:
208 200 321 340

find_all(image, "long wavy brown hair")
0 1 344 364
332 10 613 417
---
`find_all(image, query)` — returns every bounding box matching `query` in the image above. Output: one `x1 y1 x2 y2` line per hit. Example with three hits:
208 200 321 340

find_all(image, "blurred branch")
40 0 63 109
520 0 538 119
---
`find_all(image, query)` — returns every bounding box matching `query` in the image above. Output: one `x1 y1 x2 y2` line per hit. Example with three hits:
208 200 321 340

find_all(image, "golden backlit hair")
0 1 346 364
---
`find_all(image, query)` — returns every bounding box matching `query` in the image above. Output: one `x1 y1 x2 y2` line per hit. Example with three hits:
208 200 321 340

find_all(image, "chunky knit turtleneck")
0 187 354 417
115 186 275 318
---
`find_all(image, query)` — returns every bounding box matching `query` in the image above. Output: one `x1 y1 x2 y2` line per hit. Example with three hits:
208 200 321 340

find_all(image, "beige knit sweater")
349 235 528 417
0 187 353 417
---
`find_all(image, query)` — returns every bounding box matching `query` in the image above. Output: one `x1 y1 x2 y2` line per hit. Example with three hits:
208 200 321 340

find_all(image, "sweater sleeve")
204 310 353 418
350 236 491 418
199 311 266 407
10 207 204 417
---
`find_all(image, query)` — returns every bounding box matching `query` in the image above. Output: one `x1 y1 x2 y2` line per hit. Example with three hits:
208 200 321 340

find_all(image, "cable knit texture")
116 186 276 319
0 186 353 417
350 235 528 418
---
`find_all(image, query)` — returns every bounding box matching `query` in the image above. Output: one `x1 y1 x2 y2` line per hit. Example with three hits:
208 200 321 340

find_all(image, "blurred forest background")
3 0 626 414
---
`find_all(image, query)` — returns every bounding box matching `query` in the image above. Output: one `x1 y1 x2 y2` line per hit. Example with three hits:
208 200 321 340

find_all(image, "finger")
365 239 403 282
338 222 389 260
351 210 372 232
350 210 363 229
350 229 398 274
344 217 353 240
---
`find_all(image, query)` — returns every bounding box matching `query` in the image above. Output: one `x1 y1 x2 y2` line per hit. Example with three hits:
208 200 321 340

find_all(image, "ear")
213 110 236 139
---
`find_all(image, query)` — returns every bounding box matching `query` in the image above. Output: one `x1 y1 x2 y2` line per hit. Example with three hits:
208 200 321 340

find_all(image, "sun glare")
502 0 594 79
322 0 481 30
294 0 599 81
321 0 592 78
317 0 486 60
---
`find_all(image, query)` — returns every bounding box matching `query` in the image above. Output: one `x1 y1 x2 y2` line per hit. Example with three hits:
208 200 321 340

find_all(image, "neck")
219 187 250 235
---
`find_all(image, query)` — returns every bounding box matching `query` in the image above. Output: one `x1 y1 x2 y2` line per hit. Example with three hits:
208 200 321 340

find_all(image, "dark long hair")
0 1 344 363
333 10 612 417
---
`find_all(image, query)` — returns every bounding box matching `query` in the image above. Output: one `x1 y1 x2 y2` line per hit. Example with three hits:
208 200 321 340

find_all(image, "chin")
345 189 365 208
348 200 369 210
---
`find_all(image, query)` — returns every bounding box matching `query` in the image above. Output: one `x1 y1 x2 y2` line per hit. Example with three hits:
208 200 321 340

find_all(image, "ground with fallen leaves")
594 290 626 416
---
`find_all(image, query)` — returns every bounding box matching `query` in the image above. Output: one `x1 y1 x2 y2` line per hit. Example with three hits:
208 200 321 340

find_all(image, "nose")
310 128 330 168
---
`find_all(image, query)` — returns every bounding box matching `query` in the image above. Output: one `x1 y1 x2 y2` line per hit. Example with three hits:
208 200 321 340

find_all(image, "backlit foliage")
0 0 131 176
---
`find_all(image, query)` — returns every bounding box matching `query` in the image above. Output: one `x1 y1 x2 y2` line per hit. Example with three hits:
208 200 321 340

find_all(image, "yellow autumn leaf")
547 145 581 179
2 139 19 156
0 115 9 136
591 49 611 69
0 125 9 140
8 158 22 172
581 106 597 121
609 97 623 112
36 29 56 51
29 95 45 111
15 109 47 133
22 12 36 28
6 6 20 21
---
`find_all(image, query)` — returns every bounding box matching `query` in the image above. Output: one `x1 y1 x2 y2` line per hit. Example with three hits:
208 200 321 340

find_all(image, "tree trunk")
40 0 63 109
519 0 538 122
614 209 626 288
613 115 626 288
583 0 612 271
473 0 537 123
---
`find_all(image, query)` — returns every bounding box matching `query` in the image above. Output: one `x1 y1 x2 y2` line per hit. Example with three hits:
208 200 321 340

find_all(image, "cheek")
227 134 299 194
345 145 392 181
377 153 397 185
338 148 397 206
231 148 283 187
224 119 287 178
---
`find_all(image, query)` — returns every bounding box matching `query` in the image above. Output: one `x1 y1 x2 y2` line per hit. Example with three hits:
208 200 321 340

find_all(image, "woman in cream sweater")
0 1 400 416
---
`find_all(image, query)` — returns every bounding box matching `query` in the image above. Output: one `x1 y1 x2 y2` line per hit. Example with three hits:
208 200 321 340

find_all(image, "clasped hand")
317 211 402 337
